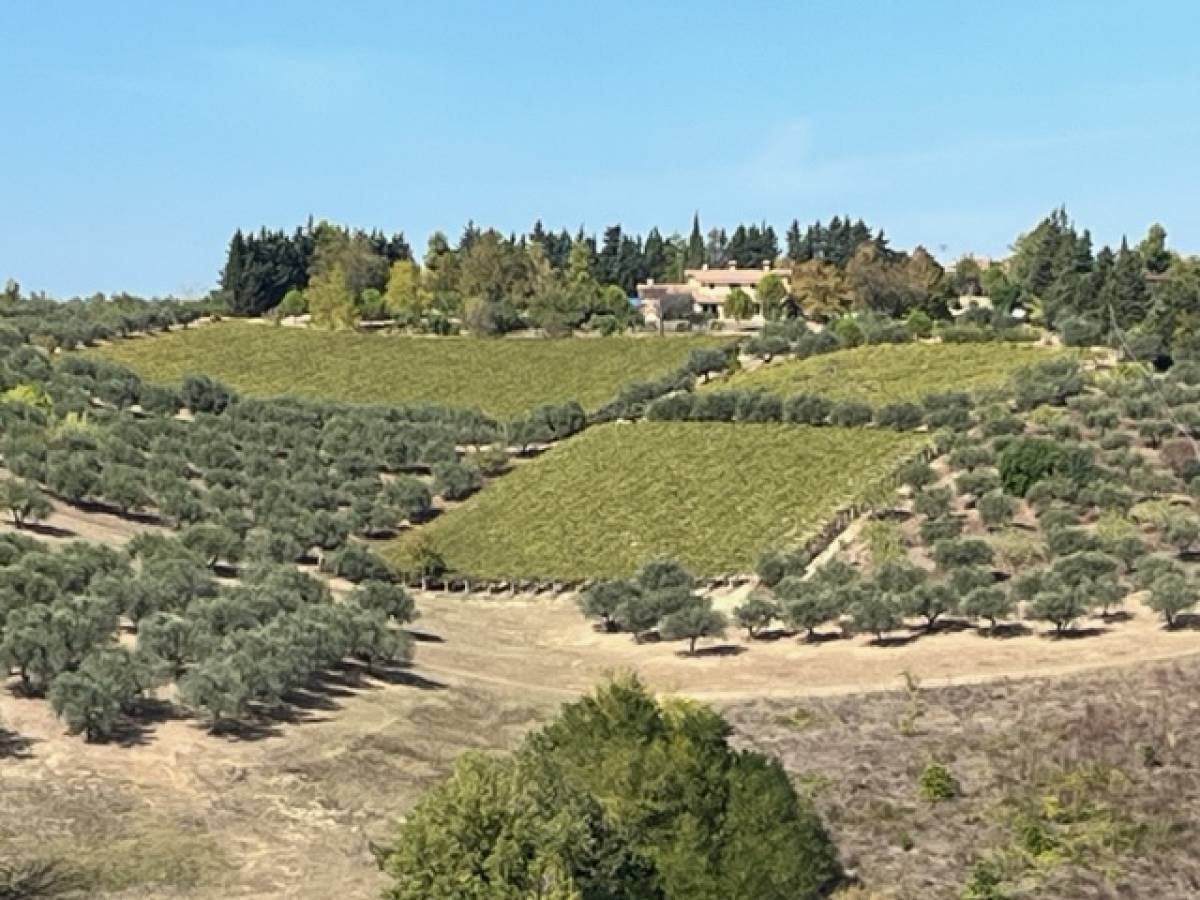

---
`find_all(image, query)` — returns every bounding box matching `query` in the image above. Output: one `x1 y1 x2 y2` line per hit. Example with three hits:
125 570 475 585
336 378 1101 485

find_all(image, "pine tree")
785 219 805 262
1101 238 1151 329
642 228 667 282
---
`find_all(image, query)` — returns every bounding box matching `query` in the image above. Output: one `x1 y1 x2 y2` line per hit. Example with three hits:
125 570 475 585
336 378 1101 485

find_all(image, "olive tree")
0 477 52 527
961 586 1015 632
850 588 903 642
777 576 843 640
180 522 243 569
1147 573 1198 628
349 580 417 625
577 579 638 632
658 596 727 655
732 590 779 639
1027 584 1091 635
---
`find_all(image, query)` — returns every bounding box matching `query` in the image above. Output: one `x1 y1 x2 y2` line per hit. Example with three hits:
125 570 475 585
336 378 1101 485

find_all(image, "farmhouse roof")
684 267 791 285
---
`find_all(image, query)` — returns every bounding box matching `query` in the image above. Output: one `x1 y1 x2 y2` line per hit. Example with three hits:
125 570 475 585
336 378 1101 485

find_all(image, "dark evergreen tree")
685 213 706 269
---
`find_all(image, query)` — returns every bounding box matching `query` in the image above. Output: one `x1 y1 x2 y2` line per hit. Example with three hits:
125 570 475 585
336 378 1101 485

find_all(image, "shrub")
1045 527 1099 557
992 530 1045 571
918 762 961 802
956 470 1001 498
432 460 483 501
932 538 993 570
321 543 395 583
830 400 873 427
734 391 783 423
998 437 1086 497
180 374 235 414
1012 358 1084 410
783 393 832 426
646 391 695 421
914 486 954 519
978 492 1015 529
378 677 842 899
904 309 933 338
897 460 936 490
863 519 906 566
920 516 963 543
875 402 924 431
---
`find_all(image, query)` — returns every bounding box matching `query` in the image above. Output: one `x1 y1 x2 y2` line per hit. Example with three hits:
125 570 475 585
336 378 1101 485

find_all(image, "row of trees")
995 209 1200 355
0 287 212 351
217 214 954 334
0 524 417 740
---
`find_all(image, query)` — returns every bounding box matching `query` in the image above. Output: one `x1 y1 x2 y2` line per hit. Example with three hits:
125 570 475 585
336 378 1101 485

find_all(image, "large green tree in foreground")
379 676 840 899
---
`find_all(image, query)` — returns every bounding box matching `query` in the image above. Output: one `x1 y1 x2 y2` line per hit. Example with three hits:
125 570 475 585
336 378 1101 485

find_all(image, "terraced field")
715 341 1068 405
92 321 728 419
388 421 927 579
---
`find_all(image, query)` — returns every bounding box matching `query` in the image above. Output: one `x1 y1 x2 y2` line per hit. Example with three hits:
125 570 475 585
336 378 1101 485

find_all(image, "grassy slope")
714 341 1070 405
92 322 727 419
389 421 926 580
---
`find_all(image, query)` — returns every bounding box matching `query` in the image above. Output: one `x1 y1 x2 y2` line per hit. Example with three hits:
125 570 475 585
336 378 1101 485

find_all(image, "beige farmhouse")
636 261 791 326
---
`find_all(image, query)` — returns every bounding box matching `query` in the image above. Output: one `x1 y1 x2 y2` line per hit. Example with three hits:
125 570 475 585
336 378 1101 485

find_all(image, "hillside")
388 421 927 579
90 321 728 419
715 341 1070 405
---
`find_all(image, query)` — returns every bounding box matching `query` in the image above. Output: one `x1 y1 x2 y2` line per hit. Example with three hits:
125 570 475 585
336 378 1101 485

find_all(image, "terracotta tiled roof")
684 268 791 285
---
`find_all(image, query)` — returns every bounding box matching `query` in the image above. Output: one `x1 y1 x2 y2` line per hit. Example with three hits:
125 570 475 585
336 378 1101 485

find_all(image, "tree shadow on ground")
923 618 975 635
19 521 76 539
797 630 848 646
407 629 445 643
681 644 747 659
870 632 922 648
1041 625 1109 640
1100 610 1135 624
1167 613 1200 631
369 662 448 691
72 499 163 526
0 724 35 758
202 717 285 742
982 622 1033 640
751 627 799 642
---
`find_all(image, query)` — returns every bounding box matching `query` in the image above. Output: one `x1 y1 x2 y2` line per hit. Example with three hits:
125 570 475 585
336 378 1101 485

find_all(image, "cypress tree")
686 213 705 268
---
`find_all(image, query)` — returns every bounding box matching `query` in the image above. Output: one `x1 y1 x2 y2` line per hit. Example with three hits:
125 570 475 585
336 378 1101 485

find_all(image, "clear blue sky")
4 1 1198 297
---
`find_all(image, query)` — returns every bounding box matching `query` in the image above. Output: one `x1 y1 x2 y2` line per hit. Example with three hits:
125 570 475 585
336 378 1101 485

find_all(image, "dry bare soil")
5 582 1200 898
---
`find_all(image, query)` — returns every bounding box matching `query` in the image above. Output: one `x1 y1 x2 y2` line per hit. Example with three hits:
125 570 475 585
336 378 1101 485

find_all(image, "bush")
920 516 963 543
830 400 873 427
432 460 483 501
875 402 924 431
321 543 395 583
783 393 832 426
897 460 936 489
918 761 961 802
977 491 1015 529
956 470 1001 498
914 486 954 519
378 677 842 899
998 437 1084 497
180 374 235 414
1012 358 1084 410
932 538 994 570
